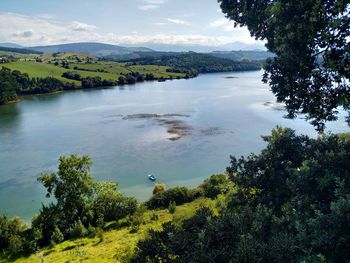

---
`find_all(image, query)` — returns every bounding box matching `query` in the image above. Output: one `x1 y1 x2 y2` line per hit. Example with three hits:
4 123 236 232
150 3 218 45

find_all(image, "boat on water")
148 174 156 181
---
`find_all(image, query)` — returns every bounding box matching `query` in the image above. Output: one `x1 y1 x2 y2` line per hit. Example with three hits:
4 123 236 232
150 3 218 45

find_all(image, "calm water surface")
0 71 348 220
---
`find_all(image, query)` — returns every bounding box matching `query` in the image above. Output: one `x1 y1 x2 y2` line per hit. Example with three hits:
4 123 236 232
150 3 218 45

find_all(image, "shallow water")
0 70 348 220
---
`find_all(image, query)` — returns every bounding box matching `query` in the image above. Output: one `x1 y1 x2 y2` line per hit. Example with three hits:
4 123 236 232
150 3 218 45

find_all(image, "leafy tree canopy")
219 0 350 131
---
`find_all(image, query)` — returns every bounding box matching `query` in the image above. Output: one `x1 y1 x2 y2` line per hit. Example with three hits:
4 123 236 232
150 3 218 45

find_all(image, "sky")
0 0 263 47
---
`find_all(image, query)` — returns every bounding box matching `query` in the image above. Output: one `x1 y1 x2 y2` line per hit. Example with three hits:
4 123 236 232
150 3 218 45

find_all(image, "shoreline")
0 69 262 107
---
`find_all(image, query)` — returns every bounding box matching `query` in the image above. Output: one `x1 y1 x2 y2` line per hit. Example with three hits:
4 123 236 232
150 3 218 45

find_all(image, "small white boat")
148 174 156 181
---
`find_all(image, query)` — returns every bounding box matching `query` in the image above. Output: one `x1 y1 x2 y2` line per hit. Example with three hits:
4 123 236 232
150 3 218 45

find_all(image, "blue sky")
0 0 262 47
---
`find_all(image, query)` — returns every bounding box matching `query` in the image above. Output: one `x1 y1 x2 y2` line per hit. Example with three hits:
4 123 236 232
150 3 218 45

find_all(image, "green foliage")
132 127 350 262
38 155 94 231
199 174 233 199
24 155 138 252
92 181 138 224
122 52 261 76
0 67 18 104
152 183 167 195
0 215 27 257
31 204 62 246
168 201 177 214
50 226 64 244
69 220 87 239
218 0 350 131
145 186 201 209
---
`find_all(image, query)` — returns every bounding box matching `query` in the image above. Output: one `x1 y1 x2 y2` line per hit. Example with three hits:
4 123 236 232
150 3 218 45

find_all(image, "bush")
199 174 233 199
69 220 87 239
153 183 166 195
168 201 176 214
50 226 64 244
87 225 96 238
145 186 200 209
93 182 138 223
150 212 159 221
0 215 27 256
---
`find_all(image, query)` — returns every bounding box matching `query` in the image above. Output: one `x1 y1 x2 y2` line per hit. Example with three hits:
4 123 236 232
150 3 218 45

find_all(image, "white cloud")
71 21 97 31
166 18 189 25
144 0 168 4
0 12 100 45
153 22 167 26
0 12 261 47
138 5 159 11
138 0 168 11
102 33 251 46
209 18 237 32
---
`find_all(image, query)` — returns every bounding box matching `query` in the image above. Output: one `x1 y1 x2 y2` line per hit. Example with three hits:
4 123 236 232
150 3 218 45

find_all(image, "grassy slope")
13 198 215 263
4 62 80 84
2 50 185 87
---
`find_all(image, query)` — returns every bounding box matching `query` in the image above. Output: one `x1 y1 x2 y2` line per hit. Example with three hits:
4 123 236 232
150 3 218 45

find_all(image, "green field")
1 51 185 87
12 198 215 263
5 61 80 84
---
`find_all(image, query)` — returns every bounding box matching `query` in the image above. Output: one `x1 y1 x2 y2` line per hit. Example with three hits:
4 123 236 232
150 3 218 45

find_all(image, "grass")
4 61 80 84
12 198 215 263
2 59 185 87
0 50 185 79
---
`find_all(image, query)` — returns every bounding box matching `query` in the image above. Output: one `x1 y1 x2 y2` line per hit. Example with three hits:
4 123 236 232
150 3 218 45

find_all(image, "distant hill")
123 41 266 53
0 42 23 48
27 42 153 56
210 50 274 61
0 46 43 54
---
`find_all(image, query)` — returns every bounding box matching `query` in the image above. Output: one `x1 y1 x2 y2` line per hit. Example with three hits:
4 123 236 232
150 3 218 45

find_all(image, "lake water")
0 70 349 221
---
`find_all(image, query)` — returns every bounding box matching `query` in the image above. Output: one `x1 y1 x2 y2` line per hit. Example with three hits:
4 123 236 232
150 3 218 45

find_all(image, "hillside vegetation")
12 198 215 263
1 129 349 262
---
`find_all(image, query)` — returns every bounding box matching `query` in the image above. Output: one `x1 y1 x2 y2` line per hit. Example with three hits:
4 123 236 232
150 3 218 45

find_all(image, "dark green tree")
0 67 18 105
218 0 350 131
38 155 94 232
92 182 137 224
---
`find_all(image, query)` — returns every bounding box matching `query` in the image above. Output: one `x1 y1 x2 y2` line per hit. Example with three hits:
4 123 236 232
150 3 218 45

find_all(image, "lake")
0 70 348 221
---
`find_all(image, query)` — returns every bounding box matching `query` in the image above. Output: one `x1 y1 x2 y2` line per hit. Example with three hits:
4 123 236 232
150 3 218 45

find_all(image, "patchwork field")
1 51 186 87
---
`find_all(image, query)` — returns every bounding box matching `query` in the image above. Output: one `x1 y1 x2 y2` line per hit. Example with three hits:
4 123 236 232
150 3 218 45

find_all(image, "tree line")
0 67 173 105
108 52 262 76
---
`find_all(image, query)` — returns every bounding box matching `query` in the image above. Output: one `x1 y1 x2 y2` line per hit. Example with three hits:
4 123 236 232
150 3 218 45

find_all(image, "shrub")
150 212 159 221
0 215 27 256
69 220 87 239
199 174 233 199
168 201 177 214
93 182 138 223
153 183 166 195
87 225 96 238
50 226 64 244
145 186 199 209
